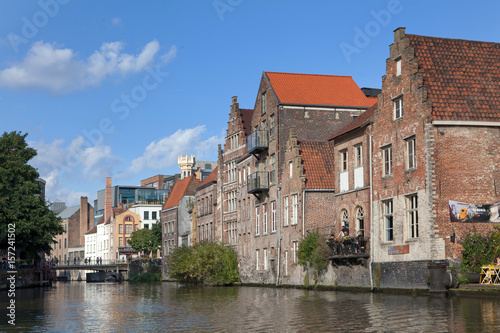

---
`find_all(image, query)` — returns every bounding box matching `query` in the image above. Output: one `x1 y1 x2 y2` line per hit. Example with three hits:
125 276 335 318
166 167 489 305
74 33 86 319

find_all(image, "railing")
327 237 370 258
53 258 129 267
247 172 269 194
247 130 268 154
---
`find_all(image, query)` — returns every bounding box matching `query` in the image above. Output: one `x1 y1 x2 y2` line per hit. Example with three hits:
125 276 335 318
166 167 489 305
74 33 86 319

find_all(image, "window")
292 241 298 264
396 58 402 76
125 224 132 234
355 145 363 167
292 194 298 225
270 154 276 185
144 211 149 220
119 237 123 247
255 206 260 235
383 145 393 176
263 204 268 234
406 136 416 169
144 224 149 229
256 249 260 270
384 200 394 241
261 91 267 115
152 211 157 220
407 195 418 238
356 207 365 237
283 196 289 226
64 238 67 248
271 201 276 232
394 97 403 119
289 161 293 178
341 209 349 229
269 114 275 140
341 149 348 172
263 248 268 270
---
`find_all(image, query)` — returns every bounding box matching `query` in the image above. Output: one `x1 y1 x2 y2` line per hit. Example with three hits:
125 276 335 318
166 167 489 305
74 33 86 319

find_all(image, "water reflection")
2 283 500 332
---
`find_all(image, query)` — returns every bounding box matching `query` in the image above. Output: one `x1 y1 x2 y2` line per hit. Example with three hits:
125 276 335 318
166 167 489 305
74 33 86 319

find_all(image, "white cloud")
116 126 224 179
29 136 119 205
0 39 174 94
111 17 122 26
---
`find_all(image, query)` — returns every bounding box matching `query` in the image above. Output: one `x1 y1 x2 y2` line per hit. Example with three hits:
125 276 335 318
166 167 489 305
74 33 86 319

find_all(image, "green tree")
151 221 162 256
129 223 162 257
0 131 64 259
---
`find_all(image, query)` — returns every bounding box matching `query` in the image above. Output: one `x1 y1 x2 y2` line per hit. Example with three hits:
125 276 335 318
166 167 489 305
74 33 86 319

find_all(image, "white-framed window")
291 194 298 225
292 241 298 264
383 145 393 176
341 149 348 172
394 97 403 119
144 211 149 220
356 207 365 237
384 200 394 241
263 248 268 270
407 194 418 238
406 136 416 170
263 204 268 234
271 201 276 232
256 249 260 270
255 206 260 235
396 57 402 76
355 144 363 167
283 196 289 226
261 91 267 115
289 161 293 178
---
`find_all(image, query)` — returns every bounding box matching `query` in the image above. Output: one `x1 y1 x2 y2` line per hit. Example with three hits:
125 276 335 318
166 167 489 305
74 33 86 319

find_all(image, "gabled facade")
370 28 500 288
236 71 376 284
160 175 199 256
195 167 218 243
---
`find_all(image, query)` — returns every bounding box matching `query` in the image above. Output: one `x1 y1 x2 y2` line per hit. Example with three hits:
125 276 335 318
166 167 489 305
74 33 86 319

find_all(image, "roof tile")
299 141 336 189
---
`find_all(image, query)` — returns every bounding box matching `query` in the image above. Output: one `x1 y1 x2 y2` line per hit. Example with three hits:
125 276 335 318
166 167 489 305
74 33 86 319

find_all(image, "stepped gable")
265 71 376 108
299 140 336 189
240 108 253 136
407 33 500 122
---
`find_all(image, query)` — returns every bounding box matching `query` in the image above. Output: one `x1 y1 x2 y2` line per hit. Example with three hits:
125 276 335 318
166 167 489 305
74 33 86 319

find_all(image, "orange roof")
407 34 500 122
198 166 218 189
163 175 198 210
85 225 97 235
299 141 336 189
329 102 377 140
265 72 375 108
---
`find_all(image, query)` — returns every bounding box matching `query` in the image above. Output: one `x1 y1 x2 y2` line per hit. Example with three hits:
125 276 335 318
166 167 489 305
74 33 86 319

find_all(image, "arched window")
341 209 349 229
124 216 133 222
356 207 365 237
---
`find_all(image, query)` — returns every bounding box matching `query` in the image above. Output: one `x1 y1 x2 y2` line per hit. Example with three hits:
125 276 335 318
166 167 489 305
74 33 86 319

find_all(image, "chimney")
104 177 112 225
79 196 89 246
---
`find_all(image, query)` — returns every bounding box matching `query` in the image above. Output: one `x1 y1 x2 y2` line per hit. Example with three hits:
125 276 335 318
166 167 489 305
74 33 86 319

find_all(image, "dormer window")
395 57 402 76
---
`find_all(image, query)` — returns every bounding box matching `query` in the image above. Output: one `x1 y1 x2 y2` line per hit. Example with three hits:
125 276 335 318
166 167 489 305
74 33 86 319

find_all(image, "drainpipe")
369 134 374 291
276 184 281 286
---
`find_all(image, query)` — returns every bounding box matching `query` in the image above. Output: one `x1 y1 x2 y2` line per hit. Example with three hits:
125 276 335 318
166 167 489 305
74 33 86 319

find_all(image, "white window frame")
271 201 276 232
394 97 403 119
263 248 268 270
292 241 298 264
396 58 402 76
341 209 349 229
341 149 348 172
289 161 293 178
384 200 394 241
406 136 416 170
263 204 268 234
356 207 364 237
256 249 260 270
383 145 393 176
255 206 260 235
283 196 289 227
355 144 363 168
291 194 298 225
407 194 418 239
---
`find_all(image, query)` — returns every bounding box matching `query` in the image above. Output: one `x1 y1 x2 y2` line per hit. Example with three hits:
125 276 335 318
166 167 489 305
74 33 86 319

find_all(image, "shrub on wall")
460 227 500 274
298 230 329 284
167 242 240 285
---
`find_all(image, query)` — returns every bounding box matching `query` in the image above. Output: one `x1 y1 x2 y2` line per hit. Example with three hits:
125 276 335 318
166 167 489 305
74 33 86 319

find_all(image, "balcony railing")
247 130 268 155
247 171 269 194
327 237 370 259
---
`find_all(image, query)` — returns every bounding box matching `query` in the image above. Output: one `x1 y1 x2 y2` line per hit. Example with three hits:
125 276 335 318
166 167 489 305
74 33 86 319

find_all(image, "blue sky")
1 0 499 207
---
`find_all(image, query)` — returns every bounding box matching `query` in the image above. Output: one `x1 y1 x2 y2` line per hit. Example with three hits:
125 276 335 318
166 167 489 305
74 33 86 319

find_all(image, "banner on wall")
449 200 500 223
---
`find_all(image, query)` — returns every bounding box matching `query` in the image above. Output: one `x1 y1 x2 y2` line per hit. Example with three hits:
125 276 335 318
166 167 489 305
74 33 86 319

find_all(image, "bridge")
54 259 129 271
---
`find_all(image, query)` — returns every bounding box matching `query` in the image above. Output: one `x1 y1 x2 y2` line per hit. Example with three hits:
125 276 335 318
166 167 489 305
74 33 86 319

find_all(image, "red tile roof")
407 34 500 122
105 207 128 225
240 109 253 136
265 72 376 108
163 175 198 210
328 102 377 140
85 225 97 235
299 141 336 189
198 166 218 188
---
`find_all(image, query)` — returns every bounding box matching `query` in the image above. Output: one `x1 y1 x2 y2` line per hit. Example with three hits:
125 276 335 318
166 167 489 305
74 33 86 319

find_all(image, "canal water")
1 282 500 332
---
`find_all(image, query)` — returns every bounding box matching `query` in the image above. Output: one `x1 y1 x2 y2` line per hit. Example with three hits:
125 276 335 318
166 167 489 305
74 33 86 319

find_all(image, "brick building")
160 175 199 256
234 72 375 284
195 167 218 243
369 28 500 288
